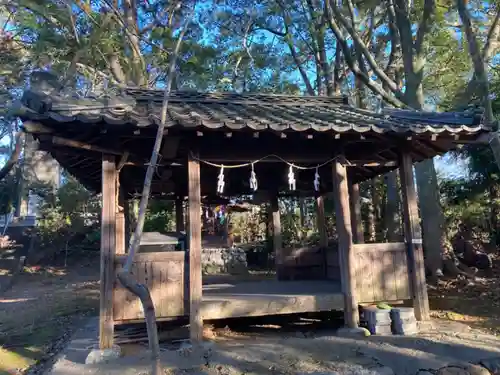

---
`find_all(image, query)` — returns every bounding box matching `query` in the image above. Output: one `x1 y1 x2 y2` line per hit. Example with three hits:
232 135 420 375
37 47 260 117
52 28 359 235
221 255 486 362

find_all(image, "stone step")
390 307 416 321
392 320 419 335
366 322 393 335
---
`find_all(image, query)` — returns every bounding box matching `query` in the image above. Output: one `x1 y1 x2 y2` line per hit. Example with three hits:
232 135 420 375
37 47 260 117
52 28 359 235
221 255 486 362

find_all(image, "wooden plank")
370 251 385 302
188 154 203 342
383 251 398 301
357 252 375 303
100 154 117 350
348 181 364 244
115 251 186 263
113 264 124 321
158 265 167 318
399 152 430 321
332 159 359 328
124 199 131 251
352 242 406 253
115 213 126 254
393 251 411 300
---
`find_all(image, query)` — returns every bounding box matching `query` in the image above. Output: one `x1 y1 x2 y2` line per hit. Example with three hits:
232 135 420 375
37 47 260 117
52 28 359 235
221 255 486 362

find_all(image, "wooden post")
316 196 328 247
188 154 203 342
100 155 117 349
348 181 364 244
175 197 185 232
116 186 126 255
332 159 359 328
398 152 430 321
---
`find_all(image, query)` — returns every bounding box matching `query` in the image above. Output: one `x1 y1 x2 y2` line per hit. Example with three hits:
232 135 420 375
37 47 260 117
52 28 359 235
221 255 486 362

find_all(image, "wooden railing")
353 242 411 303
113 252 187 322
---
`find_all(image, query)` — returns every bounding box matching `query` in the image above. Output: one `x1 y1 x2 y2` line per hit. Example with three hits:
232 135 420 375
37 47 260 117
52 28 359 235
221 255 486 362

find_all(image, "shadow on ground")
47 315 500 375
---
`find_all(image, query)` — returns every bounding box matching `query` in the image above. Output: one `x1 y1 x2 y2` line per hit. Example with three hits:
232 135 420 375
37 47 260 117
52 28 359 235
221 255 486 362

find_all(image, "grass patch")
0 348 36 375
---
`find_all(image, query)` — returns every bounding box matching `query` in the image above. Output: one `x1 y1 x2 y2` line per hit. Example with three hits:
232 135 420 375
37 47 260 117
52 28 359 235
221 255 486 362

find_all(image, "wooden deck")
201 280 343 320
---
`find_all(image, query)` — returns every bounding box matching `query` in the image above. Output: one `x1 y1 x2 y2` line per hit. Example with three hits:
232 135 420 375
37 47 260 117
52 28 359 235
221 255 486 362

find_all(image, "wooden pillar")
316 196 328 247
332 159 359 328
175 197 185 232
187 154 203 342
100 155 117 349
116 186 126 255
270 195 283 279
348 181 364 244
398 152 430 321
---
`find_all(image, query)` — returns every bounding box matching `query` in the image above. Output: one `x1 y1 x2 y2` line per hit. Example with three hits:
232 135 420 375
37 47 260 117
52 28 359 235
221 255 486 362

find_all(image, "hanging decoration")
314 167 320 192
288 165 296 191
217 165 225 194
249 163 258 191
190 153 350 194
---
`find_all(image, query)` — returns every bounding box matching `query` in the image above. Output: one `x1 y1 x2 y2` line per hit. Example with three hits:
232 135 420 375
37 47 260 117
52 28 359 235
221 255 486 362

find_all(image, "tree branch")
329 0 401 95
324 0 405 107
456 0 494 124
414 0 435 56
392 0 414 82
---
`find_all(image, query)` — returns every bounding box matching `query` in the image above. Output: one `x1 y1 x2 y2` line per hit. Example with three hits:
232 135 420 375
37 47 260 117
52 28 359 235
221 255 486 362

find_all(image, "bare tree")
116 10 193 374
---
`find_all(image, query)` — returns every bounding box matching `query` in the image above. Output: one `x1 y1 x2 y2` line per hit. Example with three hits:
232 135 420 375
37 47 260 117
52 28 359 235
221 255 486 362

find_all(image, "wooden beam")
270 195 283 279
316 196 328 247
47 135 123 155
100 154 117 349
175 198 185 232
348 181 364 244
398 152 430 321
332 159 359 328
195 155 397 166
187 154 203 342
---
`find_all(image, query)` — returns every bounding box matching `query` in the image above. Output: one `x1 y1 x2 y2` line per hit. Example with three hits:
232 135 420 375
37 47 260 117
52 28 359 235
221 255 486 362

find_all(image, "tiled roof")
17 88 488 135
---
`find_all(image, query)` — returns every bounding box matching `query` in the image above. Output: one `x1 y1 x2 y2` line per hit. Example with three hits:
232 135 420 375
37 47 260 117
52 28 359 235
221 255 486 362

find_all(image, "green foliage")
35 175 100 255
143 200 175 233
0 172 18 215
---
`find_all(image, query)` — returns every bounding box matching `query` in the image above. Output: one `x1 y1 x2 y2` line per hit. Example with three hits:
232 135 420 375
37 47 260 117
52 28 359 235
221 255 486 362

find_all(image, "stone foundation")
202 247 248 275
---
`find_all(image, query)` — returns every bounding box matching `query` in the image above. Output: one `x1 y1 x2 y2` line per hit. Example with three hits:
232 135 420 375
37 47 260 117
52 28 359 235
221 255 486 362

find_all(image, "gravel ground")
46 319 500 375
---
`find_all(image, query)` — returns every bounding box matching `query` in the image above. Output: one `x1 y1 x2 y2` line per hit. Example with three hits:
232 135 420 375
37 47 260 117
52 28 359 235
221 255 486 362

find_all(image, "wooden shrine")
16 74 490 348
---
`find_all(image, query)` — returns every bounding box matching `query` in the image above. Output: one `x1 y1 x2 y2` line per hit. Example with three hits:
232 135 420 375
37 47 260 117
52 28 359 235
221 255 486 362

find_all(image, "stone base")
85 345 121 365
202 247 248 275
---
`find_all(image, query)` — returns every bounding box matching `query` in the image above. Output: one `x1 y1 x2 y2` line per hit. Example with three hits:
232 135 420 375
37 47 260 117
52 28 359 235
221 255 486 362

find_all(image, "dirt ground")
3 255 500 375
0 258 100 375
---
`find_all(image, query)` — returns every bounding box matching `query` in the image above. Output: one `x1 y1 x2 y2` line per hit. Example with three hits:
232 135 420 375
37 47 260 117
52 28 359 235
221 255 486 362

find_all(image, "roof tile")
16 88 489 135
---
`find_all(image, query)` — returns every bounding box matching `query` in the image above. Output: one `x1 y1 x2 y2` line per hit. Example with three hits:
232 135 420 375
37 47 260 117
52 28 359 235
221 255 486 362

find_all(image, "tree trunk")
385 171 402 241
489 183 500 246
117 18 191 375
367 180 376 242
456 1 500 174
415 159 444 277
0 132 23 182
